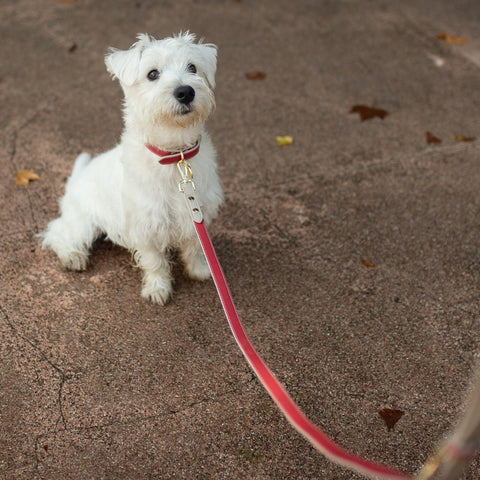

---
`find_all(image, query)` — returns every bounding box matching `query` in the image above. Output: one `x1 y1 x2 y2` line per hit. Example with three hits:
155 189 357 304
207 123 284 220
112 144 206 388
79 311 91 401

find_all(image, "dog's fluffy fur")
40 33 223 304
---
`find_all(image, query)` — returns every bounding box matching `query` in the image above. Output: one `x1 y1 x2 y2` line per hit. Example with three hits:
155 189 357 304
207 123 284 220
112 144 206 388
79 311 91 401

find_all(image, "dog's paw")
184 253 211 281
142 275 172 305
59 251 89 271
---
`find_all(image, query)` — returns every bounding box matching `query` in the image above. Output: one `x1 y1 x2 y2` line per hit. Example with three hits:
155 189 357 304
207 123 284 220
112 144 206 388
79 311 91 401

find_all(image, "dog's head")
105 32 217 130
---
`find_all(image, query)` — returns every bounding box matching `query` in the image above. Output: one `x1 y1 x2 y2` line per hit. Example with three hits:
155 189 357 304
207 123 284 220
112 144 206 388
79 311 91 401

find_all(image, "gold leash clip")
176 148 195 191
176 148 203 223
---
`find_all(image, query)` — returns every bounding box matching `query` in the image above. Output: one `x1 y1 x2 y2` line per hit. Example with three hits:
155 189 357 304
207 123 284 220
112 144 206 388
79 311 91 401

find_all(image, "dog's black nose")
174 85 195 105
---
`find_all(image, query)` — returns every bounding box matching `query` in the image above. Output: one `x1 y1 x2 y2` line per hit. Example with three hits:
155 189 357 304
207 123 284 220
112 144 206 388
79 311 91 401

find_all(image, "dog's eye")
187 64 197 74
147 69 160 81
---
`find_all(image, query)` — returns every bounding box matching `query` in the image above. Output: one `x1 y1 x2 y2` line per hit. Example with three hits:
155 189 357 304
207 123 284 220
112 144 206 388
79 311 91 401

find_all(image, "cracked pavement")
1 0 480 479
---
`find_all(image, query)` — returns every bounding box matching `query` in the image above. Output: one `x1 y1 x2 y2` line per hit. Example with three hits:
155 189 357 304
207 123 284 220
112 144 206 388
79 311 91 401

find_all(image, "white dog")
40 32 223 304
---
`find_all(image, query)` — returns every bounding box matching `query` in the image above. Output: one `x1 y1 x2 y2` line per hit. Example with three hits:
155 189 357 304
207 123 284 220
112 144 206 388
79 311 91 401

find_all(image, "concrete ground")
1 0 479 478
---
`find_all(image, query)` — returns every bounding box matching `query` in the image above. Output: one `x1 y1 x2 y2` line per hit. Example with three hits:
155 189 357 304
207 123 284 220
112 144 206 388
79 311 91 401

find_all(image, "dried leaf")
350 105 388 121
15 169 40 186
379 408 404 431
426 131 442 144
245 71 266 80
454 134 476 142
276 136 293 147
43 445 49 452
362 259 376 268
436 33 468 45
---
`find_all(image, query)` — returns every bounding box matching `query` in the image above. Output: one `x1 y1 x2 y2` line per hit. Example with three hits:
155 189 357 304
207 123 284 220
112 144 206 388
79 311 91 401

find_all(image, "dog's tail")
67 152 91 186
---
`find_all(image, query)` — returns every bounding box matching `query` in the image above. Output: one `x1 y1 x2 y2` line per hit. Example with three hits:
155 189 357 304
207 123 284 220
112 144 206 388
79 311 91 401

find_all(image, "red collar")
145 141 200 165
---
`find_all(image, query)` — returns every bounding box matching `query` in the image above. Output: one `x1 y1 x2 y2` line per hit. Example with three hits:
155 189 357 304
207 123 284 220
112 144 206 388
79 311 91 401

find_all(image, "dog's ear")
105 34 151 86
198 43 217 90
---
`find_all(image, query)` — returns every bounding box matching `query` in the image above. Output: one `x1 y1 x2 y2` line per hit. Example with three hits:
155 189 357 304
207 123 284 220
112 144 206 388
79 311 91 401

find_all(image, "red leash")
151 143 411 479
193 218 410 480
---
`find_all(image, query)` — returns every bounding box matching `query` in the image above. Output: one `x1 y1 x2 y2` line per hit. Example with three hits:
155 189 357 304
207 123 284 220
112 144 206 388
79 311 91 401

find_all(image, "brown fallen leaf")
437 33 468 45
15 169 40 186
426 131 441 144
454 134 476 142
379 408 404 431
350 105 388 121
43 445 49 453
362 259 376 268
245 71 266 80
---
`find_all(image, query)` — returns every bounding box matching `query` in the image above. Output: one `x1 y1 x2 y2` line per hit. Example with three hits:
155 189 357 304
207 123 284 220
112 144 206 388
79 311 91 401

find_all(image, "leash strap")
176 157 410 480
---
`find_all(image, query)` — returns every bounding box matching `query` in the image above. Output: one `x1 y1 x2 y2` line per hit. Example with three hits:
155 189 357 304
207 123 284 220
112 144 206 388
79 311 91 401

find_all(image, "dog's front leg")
134 246 172 305
179 236 211 281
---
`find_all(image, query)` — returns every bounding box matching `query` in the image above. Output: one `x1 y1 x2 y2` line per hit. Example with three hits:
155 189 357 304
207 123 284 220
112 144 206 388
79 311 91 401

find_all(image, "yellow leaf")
436 33 468 45
276 136 293 147
15 169 40 186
